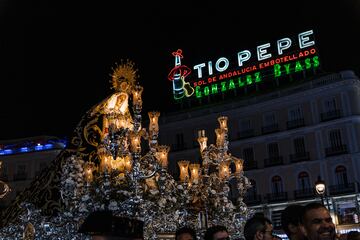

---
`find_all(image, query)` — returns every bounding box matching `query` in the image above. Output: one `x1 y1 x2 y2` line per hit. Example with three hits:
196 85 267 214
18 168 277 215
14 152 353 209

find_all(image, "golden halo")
110 59 139 92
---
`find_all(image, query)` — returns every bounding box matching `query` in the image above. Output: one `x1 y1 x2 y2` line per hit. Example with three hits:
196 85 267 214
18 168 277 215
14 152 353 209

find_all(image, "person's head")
204 225 229 240
300 202 335 240
78 211 144 240
243 215 273 240
175 226 197 240
281 204 306 240
347 231 360 240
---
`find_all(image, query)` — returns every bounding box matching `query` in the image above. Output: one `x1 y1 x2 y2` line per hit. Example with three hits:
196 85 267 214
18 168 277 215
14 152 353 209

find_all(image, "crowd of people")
78 202 360 240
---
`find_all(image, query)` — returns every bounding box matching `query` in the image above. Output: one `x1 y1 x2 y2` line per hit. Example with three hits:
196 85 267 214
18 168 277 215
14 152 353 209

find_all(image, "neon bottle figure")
168 49 192 100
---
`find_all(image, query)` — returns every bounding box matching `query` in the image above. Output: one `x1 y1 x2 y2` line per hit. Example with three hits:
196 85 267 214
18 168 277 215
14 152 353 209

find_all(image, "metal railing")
289 152 310 163
264 156 283 167
325 144 348 157
286 118 305 129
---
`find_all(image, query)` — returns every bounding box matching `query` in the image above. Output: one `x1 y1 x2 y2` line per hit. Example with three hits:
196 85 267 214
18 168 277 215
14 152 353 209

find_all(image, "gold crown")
110 59 139 92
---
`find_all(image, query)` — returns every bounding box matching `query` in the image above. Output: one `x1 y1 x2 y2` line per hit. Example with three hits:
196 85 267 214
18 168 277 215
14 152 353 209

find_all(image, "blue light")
4 149 13 155
35 145 44 151
20 147 29 152
0 150 4 155
44 143 53 149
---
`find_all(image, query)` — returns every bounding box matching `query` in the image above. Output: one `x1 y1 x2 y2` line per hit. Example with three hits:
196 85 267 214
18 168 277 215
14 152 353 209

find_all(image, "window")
264 112 276 125
335 165 348 186
298 171 311 190
271 175 283 194
288 106 303 121
268 143 279 158
329 129 343 147
243 147 254 162
294 137 306 154
324 97 337 112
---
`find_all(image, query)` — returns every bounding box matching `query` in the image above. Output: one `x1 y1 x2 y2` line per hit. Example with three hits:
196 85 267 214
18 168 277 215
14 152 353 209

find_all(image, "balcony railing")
237 129 255 139
294 188 315 199
266 192 288 202
261 124 279 135
286 118 305 129
329 182 358 196
325 144 348 157
244 193 262 205
264 156 283 167
320 109 342 122
244 161 258 170
289 152 310 163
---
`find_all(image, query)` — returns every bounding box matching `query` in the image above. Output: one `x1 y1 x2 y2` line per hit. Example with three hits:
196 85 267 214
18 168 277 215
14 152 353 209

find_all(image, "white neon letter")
215 57 229 72
257 43 272 61
208 61 213 76
299 30 315 49
277 38 292 55
193 63 206 78
237 50 251 67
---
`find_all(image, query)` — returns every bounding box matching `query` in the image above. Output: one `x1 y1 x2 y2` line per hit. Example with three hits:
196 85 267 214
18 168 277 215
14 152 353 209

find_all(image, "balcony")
261 124 279 135
289 152 310 163
325 144 348 157
329 182 359 196
266 192 288 203
286 118 305 129
264 156 283 167
244 161 258 170
237 129 255 139
294 188 315 199
244 193 262 205
320 109 342 122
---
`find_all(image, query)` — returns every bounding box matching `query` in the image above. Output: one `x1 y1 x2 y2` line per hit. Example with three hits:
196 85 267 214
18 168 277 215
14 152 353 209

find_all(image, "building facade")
0 136 66 208
158 70 360 235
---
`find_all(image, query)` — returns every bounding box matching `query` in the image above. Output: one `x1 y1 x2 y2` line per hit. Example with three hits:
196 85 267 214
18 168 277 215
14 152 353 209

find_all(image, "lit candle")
97 145 112 172
218 116 228 131
132 85 143 107
114 156 125 172
215 128 225 147
123 156 132 172
100 155 112 172
219 161 230 179
148 111 160 133
233 157 244 174
130 132 141 153
178 160 189 182
84 162 95 183
189 163 200 183
156 145 170 168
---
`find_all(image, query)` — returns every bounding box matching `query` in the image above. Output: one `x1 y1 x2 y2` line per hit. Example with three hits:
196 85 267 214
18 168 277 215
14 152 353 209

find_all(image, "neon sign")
168 30 320 100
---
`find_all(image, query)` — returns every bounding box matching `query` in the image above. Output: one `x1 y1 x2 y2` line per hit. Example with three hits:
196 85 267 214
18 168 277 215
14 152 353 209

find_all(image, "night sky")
0 1 359 140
